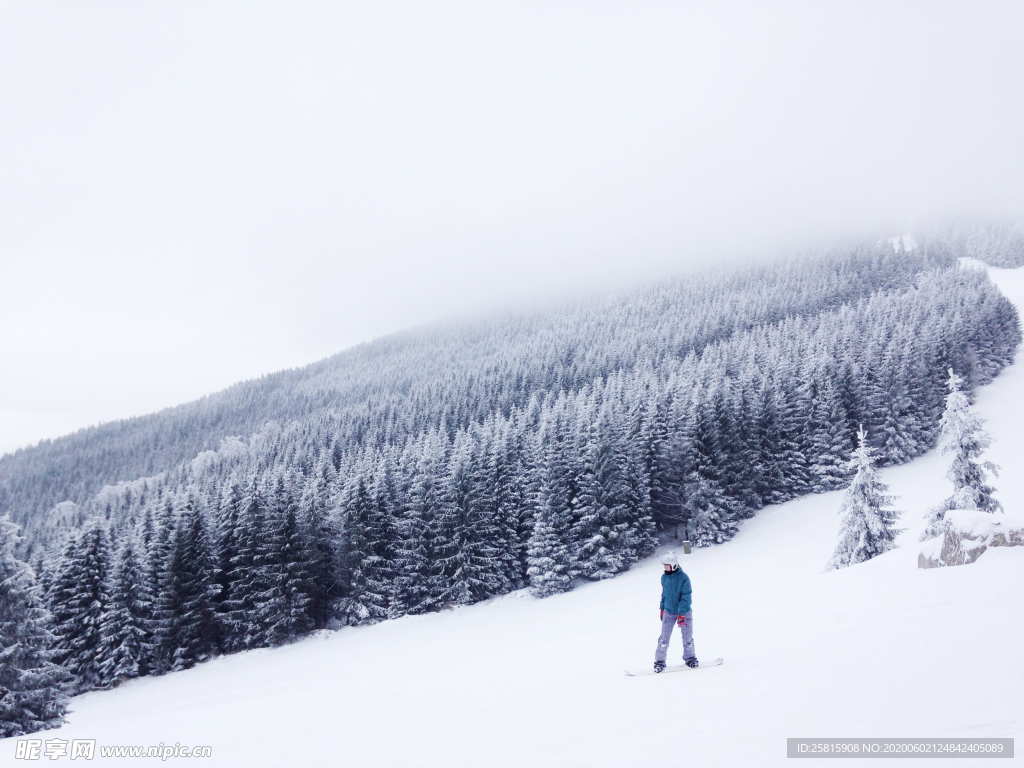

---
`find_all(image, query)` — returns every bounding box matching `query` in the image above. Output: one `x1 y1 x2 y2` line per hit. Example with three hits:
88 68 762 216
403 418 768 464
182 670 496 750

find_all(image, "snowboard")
624 657 724 677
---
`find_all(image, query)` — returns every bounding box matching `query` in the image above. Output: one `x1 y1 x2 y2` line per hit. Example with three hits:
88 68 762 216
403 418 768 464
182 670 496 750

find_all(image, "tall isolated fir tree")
922 368 1001 540
828 426 902 569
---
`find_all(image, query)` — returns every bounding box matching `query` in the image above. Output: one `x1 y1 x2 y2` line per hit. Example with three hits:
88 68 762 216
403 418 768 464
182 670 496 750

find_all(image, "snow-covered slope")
19 265 1024 767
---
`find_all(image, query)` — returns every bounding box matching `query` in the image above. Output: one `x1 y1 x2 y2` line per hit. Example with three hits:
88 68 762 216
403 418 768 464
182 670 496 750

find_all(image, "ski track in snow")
12 263 1024 767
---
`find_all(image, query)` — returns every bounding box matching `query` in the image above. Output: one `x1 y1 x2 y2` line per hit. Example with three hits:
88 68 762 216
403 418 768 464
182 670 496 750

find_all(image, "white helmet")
662 550 680 567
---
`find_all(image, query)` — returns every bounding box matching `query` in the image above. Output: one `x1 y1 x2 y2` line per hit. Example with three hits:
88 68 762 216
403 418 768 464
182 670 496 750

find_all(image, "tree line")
1 246 1020 737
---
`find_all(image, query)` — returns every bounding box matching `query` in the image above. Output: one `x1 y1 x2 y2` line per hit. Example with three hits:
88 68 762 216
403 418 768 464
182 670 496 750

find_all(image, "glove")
676 614 687 627
660 609 664 620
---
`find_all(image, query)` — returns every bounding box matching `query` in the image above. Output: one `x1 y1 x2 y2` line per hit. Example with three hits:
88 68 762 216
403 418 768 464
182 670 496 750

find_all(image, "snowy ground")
11 264 1024 767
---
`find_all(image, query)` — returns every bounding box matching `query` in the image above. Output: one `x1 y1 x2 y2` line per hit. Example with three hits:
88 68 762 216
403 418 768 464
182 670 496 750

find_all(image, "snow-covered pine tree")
274 504 317 641
873 344 923 465
752 382 787 505
833 359 867 447
512 401 544 584
254 475 294 646
570 413 615 579
432 428 503 606
526 411 576 597
49 520 112 692
682 394 741 547
249 472 317 644
33 554 52 598
98 538 151 683
222 481 269 651
483 417 529 592
570 395 637 580
525 502 572 598
0 515 70 737
426 438 469 609
143 497 176 672
922 368 1001 540
807 378 854 492
213 480 243 645
828 426 902 569
338 468 391 625
718 374 763 514
159 498 219 670
619 388 659 561
773 363 814 500
645 385 689 533
390 433 442 616
297 455 338 628
45 537 78 662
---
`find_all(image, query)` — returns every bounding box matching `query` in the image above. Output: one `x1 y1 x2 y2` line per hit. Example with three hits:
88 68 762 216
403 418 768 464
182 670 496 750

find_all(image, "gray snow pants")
655 610 695 663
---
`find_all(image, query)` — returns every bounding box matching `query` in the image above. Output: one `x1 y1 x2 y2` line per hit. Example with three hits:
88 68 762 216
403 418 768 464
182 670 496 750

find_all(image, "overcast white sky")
2 0 1023 456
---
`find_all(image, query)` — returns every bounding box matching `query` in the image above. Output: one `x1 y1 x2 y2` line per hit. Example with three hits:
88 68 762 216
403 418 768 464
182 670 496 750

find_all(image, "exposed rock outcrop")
918 509 1024 569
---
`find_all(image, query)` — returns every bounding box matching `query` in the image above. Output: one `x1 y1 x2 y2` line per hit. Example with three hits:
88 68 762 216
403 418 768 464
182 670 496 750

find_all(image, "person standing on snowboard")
655 551 698 672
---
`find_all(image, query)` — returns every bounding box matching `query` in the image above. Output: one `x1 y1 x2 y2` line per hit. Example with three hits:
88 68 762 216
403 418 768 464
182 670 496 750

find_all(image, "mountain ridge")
1 240 954 525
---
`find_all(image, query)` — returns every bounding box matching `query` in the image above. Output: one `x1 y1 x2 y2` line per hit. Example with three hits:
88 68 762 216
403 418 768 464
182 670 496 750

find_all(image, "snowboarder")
654 551 697 673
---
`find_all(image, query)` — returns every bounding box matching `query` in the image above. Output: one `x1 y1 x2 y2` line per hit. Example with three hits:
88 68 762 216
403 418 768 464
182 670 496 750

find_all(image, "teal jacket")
659 568 692 615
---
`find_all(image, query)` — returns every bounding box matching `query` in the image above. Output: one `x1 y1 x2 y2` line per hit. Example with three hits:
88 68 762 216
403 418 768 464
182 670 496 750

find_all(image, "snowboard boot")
653 660 666 673
685 657 698 668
